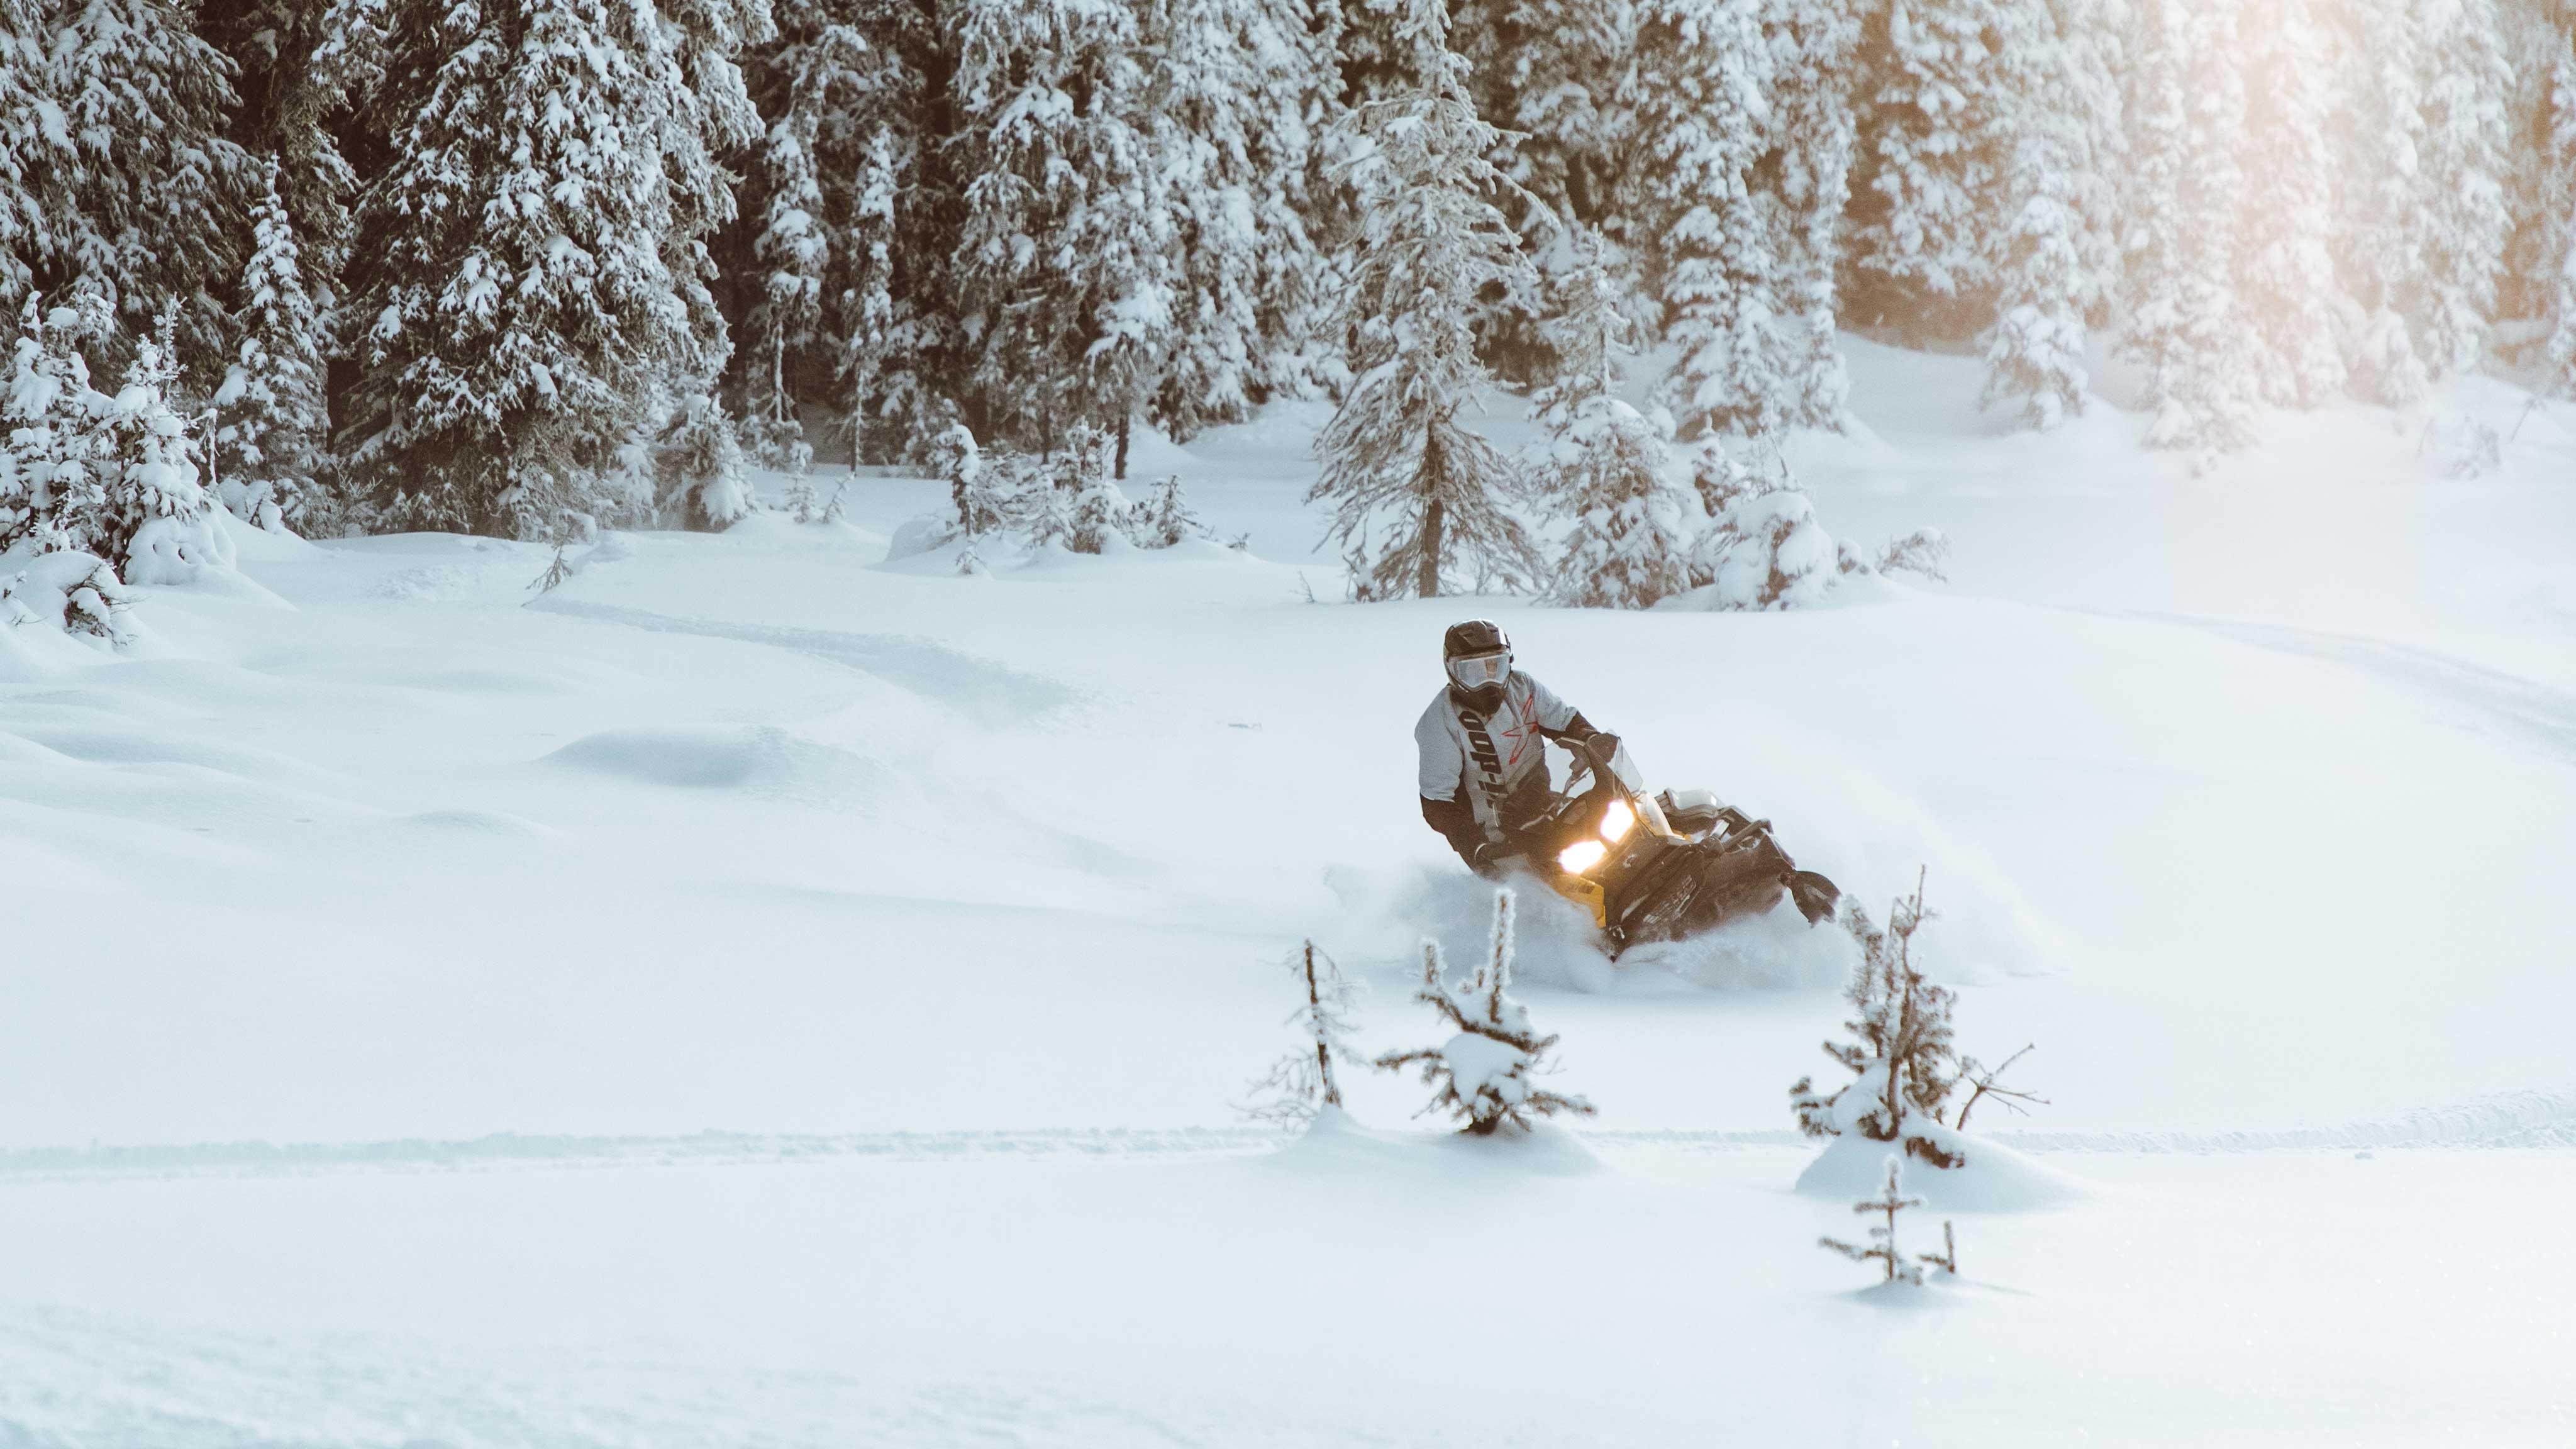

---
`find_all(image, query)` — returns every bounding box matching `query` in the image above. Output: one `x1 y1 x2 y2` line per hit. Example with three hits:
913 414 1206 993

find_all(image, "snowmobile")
1508 733 1844 958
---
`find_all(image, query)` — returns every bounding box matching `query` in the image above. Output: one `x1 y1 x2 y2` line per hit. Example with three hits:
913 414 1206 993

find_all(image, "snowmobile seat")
1658 787 1726 836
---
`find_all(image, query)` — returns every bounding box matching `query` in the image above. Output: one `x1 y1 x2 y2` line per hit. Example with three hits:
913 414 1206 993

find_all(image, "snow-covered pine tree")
1980 4 2099 430
738 0 952 465
341 0 753 538
1308 0 1542 599
2409 0 2514 383
1848 0 2018 338
214 167 330 532
1623 0 1784 440
1533 227 1694 609
1246 939 1368 1125
203 0 363 341
1377 891 1596 1135
1456 0 1633 233
1148 0 1333 443
0 0 252 375
1790 870 1963 1167
2235 0 2346 409
2122 0 2257 455
0 294 116 559
1818 1155 1934 1285
952 0 1173 467
1763 0 1864 432
97 309 221 584
2548 33 2576 398
654 393 756 531
2336 0 2431 406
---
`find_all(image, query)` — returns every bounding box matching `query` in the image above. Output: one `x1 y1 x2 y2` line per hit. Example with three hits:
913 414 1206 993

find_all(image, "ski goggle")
1446 651 1511 692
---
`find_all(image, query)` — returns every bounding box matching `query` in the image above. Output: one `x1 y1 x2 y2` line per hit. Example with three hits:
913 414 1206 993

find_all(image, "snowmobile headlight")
1599 797 1635 844
1557 839 1607 874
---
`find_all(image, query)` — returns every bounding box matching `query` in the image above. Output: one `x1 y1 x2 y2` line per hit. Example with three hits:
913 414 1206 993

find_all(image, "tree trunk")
1114 413 1131 480
1417 431 1446 598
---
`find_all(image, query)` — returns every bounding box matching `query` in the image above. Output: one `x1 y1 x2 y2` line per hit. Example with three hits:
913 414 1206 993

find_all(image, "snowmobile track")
5 1090 2569 1184
525 599 1077 724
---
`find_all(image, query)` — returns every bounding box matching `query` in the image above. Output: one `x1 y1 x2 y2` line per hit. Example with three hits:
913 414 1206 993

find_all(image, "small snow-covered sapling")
1790 870 2050 1167
1245 940 1367 1125
1377 891 1595 1135
1820 1155 1956 1285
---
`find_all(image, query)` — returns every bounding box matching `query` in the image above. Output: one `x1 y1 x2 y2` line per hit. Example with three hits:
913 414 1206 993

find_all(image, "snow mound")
1794 1128 2083 1214
540 724 889 808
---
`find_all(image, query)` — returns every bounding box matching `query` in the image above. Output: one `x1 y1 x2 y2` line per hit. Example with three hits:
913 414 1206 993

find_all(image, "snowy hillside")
5 342 2574 1445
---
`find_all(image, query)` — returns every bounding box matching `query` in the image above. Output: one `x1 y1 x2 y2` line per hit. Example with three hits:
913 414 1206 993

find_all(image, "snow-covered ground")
6 340 2575 1445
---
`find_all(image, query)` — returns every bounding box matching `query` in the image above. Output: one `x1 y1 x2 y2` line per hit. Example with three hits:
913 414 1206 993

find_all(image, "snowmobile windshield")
1589 738 1648 796
1446 652 1510 692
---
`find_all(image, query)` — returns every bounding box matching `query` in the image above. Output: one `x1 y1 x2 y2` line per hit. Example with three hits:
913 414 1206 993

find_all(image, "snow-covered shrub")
1687 452 1836 611
1245 940 1368 1125
1818 1155 1955 1286
1377 891 1595 1136
932 423 1006 541
1136 475 1210 549
1873 528 1951 582
655 393 755 531
1 550 136 648
1053 424 1135 555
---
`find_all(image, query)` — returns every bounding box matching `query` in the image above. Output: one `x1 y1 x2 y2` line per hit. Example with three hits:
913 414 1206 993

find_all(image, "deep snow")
4 338 2574 1444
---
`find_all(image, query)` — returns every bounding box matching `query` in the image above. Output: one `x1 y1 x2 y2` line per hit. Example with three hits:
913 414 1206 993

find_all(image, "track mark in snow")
2157 614 2576 764
8 1091 2570 1184
526 599 1074 723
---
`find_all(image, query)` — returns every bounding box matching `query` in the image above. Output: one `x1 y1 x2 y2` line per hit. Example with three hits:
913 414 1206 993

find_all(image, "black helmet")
1442 619 1513 712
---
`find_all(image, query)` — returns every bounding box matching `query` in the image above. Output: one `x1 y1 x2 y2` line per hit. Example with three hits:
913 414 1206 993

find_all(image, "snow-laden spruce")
1852 0 2016 335
2407 0 2514 386
0 0 251 369
1148 0 1336 444
1622 0 1778 441
652 394 755 533
953 0 1171 468
1981 1 2106 431
337 0 755 538
2124 0 2258 457
1245 940 1367 1126
215 166 330 535
2236 0 2347 410
1309 0 1542 600
1764 0 1865 435
1533 228 1694 611
1379 891 1596 1136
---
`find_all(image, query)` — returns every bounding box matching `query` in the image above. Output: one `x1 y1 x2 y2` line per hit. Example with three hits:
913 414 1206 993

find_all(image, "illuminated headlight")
1557 838 1607 874
1599 798 1635 843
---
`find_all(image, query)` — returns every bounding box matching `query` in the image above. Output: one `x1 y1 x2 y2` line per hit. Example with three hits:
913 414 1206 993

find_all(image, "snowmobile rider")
1418 620 1606 877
